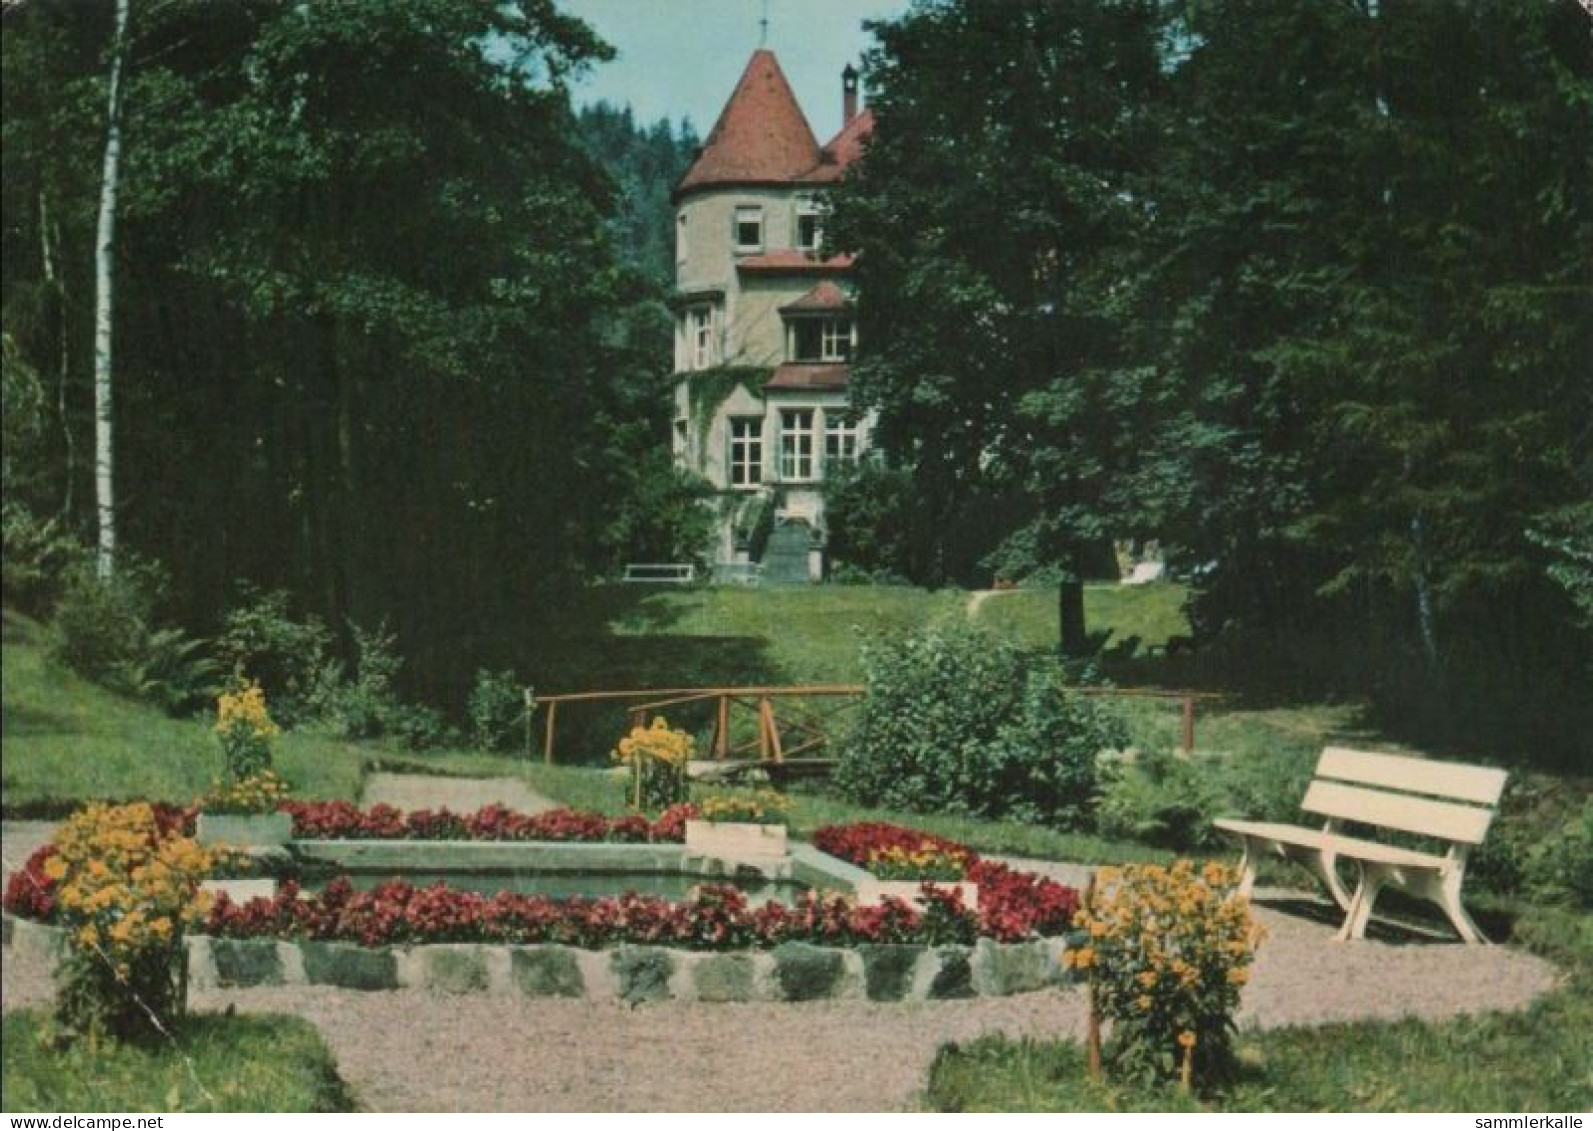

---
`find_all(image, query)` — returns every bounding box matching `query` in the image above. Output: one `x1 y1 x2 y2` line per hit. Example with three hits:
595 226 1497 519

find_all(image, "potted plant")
685 790 790 859
856 842 979 910
196 769 294 846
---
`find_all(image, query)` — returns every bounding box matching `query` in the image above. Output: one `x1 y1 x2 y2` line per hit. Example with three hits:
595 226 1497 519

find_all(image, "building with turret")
670 50 873 583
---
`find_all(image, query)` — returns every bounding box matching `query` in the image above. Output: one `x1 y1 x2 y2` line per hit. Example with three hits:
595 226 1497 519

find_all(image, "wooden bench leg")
1437 871 1490 945
1312 847 1354 913
1335 862 1387 941
1235 839 1259 898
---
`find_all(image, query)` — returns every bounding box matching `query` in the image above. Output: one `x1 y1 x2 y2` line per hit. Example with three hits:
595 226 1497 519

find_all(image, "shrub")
1064 861 1262 1092
215 586 335 726
107 625 222 716
314 622 457 750
468 668 525 752
1524 799 1593 909
43 804 215 1044
1 502 83 614
611 717 692 811
836 625 1124 825
50 562 161 684
1097 750 1226 850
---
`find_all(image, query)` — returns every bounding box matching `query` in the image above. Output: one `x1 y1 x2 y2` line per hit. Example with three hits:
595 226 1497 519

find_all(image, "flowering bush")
203 769 292 815
42 803 216 1044
1063 861 1263 1090
612 717 693 810
215 681 280 782
696 790 789 825
279 801 684 843
206 877 980 950
813 822 1079 941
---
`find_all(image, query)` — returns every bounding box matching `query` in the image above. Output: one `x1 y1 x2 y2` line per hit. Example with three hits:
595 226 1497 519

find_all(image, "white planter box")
684 820 789 859
196 811 293 847
856 879 979 911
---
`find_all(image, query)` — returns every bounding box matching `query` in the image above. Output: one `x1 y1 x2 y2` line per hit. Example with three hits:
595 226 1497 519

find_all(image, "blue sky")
558 0 912 140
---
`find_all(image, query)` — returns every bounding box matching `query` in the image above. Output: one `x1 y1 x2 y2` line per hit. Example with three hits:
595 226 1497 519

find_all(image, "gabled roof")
802 109 874 185
765 363 850 392
779 280 851 313
675 50 821 198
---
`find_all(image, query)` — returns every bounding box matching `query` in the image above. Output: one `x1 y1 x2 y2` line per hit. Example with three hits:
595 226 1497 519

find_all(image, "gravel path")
359 773 557 815
1 892 1561 1112
1 826 1563 1111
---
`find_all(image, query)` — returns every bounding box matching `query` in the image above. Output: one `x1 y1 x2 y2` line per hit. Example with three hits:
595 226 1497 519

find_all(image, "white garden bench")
621 563 696 584
1214 747 1507 943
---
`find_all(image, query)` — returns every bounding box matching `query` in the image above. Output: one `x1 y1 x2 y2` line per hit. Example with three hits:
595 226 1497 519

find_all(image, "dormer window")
789 316 854 363
734 206 764 254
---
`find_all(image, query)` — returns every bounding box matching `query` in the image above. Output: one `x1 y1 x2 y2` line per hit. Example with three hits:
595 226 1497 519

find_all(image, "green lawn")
927 907 1593 1112
546 581 1190 690
971 585 1190 654
2 1012 355 1113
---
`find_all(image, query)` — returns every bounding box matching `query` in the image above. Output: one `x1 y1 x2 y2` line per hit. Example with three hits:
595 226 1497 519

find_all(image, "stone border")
3 913 1070 1003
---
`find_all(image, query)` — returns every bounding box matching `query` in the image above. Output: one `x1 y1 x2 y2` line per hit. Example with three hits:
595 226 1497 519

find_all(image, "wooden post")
1083 872 1102 1081
543 700 557 764
1181 696 1196 756
716 694 730 760
757 697 771 761
523 687 535 761
766 698 784 762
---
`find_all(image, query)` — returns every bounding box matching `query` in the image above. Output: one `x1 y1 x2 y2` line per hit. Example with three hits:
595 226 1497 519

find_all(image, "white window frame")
734 205 764 254
729 417 764 488
780 409 816 482
796 200 823 252
823 412 860 473
820 318 854 361
688 305 715 370
789 316 854 363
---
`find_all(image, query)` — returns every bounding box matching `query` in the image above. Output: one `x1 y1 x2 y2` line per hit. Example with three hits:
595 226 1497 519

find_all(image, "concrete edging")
3 912 1070 1003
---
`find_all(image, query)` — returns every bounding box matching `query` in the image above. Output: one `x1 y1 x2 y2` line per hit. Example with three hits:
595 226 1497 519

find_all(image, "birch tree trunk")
93 0 130 579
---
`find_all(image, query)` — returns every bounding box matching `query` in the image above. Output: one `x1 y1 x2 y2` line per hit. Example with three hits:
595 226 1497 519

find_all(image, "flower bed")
5 818 1081 950
813 822 1080 941
279 800 696 844
202 877 981 950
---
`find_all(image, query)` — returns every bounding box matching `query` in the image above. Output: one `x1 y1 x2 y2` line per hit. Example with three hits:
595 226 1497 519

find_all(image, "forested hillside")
1 0 702 704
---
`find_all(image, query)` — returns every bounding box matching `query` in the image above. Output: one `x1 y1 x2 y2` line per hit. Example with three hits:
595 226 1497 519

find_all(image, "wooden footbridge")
524 683 1218 778
529 685 863 778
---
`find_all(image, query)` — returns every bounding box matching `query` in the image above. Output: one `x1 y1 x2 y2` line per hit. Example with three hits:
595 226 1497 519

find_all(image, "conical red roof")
676 50 821 198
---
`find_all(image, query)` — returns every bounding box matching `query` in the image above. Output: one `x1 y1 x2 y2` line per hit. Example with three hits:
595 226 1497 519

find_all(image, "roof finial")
759 0 769 47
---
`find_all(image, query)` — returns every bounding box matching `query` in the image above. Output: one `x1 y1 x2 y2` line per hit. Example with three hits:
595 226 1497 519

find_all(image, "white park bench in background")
1214 746 1507 943
621 563 696 584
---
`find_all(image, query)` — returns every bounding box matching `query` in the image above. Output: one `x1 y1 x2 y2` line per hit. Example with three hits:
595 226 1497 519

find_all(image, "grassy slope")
1 611 527 811
927 910 1593 1113
2 1012 355 1113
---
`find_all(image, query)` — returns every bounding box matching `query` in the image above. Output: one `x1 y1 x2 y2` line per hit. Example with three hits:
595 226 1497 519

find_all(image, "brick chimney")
842 63 859 126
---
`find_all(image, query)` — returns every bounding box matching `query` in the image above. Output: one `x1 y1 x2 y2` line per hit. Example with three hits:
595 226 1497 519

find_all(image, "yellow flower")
1178 1031 1197 1049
